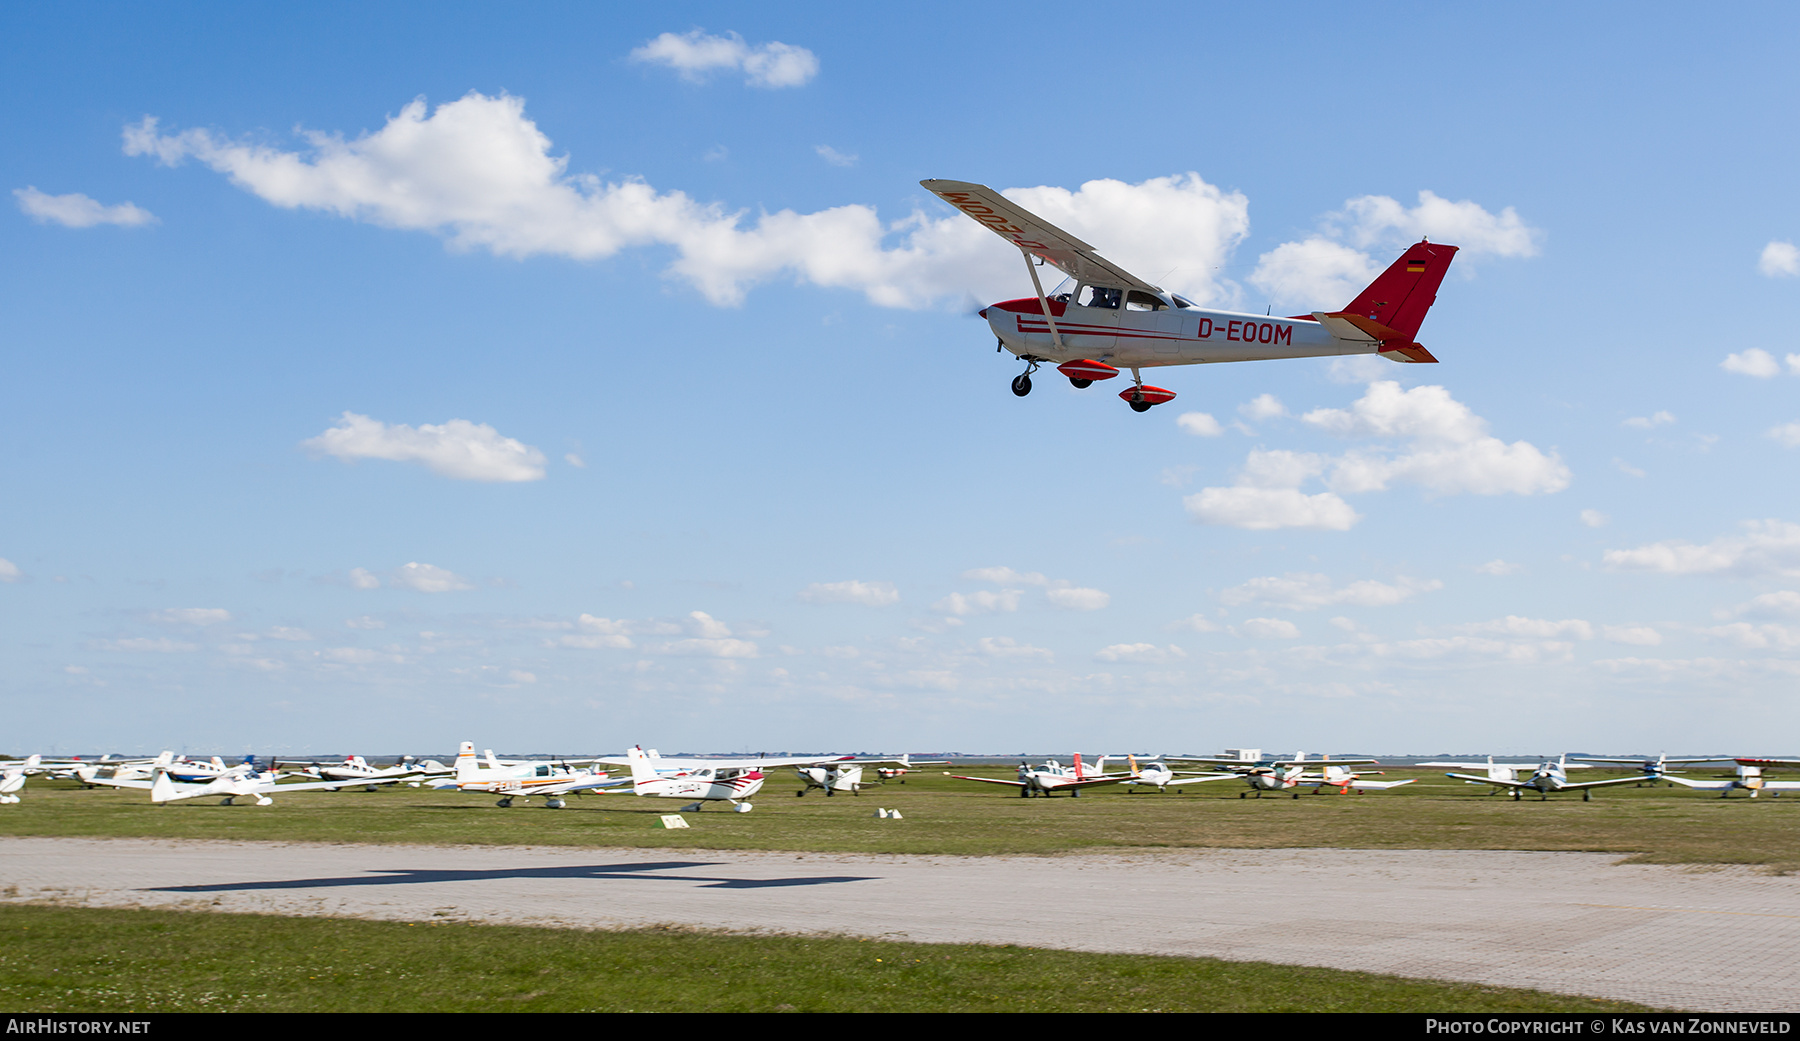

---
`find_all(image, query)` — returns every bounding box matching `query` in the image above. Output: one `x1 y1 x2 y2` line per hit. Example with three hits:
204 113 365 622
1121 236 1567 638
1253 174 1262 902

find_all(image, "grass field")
2 768 1794 869
0 904 1652 1012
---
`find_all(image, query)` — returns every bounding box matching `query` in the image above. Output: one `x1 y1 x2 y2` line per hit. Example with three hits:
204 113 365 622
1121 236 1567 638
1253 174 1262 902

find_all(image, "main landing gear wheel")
496 797 514 808
734 802 753 813
1118 382 1176 413
1068 377 1093 389
1011 373 1033 397
545 798 566 809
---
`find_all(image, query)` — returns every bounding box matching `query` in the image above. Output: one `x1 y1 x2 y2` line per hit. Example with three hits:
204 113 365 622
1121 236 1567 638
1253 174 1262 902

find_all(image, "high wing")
1443 772 1534 790
920 179 1160 292
594 753 854 770
945 773 1028 788
1159 773 1242 786
1551 773 1661 791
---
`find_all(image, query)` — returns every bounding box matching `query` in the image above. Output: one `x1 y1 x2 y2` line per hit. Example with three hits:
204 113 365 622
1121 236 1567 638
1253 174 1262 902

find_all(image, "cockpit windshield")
1047 276 1076 303
1171 294 1197 309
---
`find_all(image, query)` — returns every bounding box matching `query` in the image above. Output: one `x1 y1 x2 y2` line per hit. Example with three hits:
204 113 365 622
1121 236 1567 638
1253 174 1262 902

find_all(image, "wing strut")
1020 249 1066 351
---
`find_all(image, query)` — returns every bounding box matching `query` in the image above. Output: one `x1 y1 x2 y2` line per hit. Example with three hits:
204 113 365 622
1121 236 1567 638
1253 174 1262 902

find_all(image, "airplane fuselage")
984 297 1367 369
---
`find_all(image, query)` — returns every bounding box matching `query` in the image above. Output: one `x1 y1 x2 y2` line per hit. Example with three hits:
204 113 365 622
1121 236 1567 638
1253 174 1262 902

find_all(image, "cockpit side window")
1078 285 1121 310
1125 290 1168 312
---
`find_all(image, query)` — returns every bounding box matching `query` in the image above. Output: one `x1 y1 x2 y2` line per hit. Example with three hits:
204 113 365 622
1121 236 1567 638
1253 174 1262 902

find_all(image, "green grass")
5 770 1796 870
0 904 1651 1012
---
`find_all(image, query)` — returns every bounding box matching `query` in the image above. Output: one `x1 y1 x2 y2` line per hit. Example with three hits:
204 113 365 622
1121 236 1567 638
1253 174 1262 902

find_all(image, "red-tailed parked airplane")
922 179 1459 412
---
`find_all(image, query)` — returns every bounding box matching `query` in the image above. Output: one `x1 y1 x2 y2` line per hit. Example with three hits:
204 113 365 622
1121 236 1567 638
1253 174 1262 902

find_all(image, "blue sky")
6 2 1800 756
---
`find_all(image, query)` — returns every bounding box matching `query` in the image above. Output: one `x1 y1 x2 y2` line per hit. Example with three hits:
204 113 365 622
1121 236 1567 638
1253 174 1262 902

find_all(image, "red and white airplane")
922 179 1459 412
947 754 1132 798
604 746 773 813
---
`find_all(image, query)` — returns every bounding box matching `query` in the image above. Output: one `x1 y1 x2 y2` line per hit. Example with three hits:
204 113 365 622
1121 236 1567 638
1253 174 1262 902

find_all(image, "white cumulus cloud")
1623 411 1675 429
814 145 857 168
1760 241 1800 278
1302 381 1570 497
1219 572 1442 611
1184 487 1360 531
977 636 1052 659
629 31 819 88
1580 509 1609 528
1250 190 1540 308
122 96 1251 309
1239 617 1302 639
799 580 899 606
1184 382 1567 530
14 186 156 228
148 608 232 626
1045 586 1110 611
1604 520 1800 577
390 562 474 593
1722 348 1780 378
1094 643 1186 663
302 412 546 482
1176 412 1223 437
933 590 1022 616
0 559 21 582
1767 422 1800 449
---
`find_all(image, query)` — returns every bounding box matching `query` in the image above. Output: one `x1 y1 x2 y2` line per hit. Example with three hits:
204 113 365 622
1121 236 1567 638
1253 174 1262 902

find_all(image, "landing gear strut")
1011 358 1041 397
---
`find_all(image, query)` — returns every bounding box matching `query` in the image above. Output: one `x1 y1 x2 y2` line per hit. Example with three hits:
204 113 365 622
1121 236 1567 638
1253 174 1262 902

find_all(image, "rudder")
1340 240 1458 342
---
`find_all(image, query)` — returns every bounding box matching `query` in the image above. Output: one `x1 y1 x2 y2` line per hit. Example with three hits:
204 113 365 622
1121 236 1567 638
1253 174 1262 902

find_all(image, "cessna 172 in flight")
922 179 1459 412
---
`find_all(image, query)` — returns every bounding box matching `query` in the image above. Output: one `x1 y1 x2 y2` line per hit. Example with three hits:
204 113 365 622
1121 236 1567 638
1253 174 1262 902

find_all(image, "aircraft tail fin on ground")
455 742 478 781
1340 240 1459 342
627 746 659 788
150 768 178 804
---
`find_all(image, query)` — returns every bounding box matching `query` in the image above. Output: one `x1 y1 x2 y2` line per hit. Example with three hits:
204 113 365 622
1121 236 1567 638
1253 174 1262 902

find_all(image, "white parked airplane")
603 746 770 812
1293 763 1415 795
1167 752 1383 799
1418 757 1597 794
431 743 620 808
1118 756 1239 793
922 179 1458 412
1441 756 1655 801
92 764 399 806
1655 758 1800 799
294 754 452 788
794 755 949 797
947 755 1132 798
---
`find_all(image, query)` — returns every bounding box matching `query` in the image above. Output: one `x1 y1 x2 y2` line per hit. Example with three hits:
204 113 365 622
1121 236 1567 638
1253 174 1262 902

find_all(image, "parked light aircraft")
1166 752 1383 799
0 760 33 804
922 179 1458 412
1442 756 1656 801
1293 763 1415 795
1417 757 1596 790
91 763 400 806
1118 755 1238 793
431 743 619 808
603 746 770 812
794 756 949 797
294 754 452 789
1654 758 1800 798
947 755 1132 798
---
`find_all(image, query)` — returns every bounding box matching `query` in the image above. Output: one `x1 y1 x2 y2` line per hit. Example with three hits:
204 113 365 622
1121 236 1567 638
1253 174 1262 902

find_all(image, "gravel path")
4 837 1796 1011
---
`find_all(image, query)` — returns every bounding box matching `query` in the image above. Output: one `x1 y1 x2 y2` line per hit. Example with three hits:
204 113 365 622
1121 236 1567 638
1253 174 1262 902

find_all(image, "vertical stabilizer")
1339 240 1459 342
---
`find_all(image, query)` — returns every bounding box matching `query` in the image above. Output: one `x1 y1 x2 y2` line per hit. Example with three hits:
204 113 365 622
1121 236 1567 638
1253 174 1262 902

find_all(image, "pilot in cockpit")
1080 285 1121 310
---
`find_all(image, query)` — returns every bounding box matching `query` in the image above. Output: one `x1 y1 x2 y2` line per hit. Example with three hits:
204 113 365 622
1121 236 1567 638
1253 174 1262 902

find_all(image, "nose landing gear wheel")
1011 373 1033 397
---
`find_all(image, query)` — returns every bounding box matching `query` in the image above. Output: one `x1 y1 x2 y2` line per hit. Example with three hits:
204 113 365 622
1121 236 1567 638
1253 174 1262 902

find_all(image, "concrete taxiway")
4 837 1796 1011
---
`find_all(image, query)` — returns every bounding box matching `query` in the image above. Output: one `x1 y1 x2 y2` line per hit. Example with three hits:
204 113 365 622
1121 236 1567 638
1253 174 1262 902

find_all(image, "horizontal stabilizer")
1380 343 1439 364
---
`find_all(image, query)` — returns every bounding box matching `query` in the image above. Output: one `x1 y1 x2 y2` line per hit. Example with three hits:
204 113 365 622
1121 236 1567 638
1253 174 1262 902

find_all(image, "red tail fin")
1340 240 1458 342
